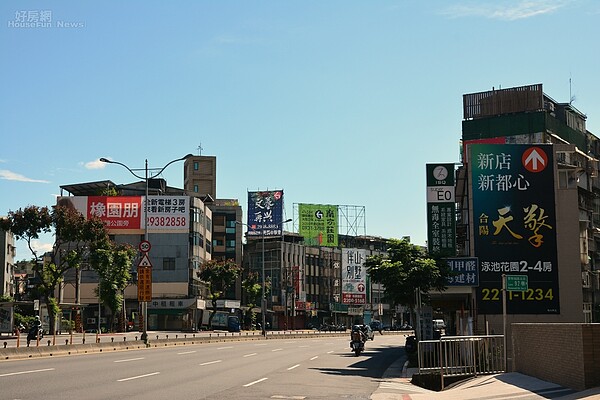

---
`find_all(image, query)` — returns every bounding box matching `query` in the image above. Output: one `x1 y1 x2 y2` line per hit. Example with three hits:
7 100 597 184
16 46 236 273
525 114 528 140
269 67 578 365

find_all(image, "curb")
0 330 361 361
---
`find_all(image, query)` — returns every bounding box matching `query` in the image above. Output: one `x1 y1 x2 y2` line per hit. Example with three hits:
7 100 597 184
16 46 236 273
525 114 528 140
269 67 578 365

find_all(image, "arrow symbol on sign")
524 149 546 171
315 210 323 219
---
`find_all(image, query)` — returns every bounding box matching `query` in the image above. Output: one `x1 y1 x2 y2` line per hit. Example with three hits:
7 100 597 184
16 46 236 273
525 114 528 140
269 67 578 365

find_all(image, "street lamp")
279 219 292 330
99 154 192 342
238 218 291 337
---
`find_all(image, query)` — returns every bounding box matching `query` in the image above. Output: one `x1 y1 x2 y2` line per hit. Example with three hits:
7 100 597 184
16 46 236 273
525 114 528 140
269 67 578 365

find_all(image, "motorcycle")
350 330 365 356
26 326 44 346
13 323 25 335
405 335 418 354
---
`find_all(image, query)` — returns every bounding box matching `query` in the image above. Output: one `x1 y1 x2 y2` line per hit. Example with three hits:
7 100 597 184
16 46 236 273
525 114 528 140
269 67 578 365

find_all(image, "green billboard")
299 204 338 247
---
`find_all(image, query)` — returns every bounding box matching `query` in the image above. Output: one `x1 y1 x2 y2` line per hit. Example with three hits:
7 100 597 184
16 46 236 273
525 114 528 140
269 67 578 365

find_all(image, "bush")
61 319 75 333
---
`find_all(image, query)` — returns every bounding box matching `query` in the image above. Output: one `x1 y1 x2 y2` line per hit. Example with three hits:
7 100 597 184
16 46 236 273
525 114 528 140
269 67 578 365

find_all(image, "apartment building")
455 84 600 338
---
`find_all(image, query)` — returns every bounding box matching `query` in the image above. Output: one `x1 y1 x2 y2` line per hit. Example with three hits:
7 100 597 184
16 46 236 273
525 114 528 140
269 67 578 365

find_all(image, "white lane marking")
0 368 55 377
272 396 306 400
217 346 233 350
254 343 267 346
243 377 268 387
114 357 145 363
298 345 309 348
327 351 334 354
310 356 318 361
177 351 197 355
272 348 283 352
117 372 160 382
284 341 297 344
243 353 258 357
287 364 300 370
199 360 222 366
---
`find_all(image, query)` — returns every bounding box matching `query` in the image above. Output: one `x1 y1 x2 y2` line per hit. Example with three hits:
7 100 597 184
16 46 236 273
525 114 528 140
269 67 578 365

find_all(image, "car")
433 319 446 331
369 320 383 332
362 324 375 340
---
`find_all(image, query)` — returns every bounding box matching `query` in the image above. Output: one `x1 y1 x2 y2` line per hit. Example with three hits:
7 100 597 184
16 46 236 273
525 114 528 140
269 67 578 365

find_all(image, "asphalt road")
0 333 407 400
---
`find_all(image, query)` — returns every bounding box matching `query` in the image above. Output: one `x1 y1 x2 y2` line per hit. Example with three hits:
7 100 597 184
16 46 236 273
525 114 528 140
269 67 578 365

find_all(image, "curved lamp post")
99 154 192 342
238 218 291 337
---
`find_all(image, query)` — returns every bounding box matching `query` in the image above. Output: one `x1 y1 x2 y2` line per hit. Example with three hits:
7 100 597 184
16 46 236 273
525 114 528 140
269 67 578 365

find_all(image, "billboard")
298 203 338 247
57 195 190 233
426 163 456 256
470 144 559 314
341 248 367 305
247 190 284 236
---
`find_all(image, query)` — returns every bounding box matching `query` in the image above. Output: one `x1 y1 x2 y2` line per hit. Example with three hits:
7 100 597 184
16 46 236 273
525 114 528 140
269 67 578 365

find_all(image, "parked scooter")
405 335 418 354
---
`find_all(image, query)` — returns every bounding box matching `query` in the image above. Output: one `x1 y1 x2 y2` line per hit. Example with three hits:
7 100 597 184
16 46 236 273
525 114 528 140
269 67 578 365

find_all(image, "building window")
163 258 176 270
194 185 199 193
206 217 212 232
194 162 199 171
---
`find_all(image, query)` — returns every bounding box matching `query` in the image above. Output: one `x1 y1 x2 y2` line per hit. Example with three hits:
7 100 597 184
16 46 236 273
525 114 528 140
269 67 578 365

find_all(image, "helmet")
35 316 40 320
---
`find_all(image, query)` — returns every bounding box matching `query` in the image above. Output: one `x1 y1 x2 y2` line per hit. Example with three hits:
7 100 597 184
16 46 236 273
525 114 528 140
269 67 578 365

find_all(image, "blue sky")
2 1 600 260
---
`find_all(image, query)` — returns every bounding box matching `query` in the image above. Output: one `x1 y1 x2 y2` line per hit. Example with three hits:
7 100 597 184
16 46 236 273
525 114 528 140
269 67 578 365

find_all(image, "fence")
418 335 504 389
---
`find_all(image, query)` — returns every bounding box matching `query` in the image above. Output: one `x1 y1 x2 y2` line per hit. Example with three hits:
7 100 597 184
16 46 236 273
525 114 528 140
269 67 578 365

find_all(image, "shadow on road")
313 345 405 379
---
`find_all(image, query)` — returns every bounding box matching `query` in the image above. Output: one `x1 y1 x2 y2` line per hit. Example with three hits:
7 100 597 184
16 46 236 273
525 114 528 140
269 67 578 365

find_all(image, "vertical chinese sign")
341 248 367 305
470 144 559 314
298 204 338 246
247 190 284 236
426 163 456 256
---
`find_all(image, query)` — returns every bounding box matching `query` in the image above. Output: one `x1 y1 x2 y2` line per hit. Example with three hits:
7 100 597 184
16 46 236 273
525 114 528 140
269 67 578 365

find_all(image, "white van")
433 319 446 331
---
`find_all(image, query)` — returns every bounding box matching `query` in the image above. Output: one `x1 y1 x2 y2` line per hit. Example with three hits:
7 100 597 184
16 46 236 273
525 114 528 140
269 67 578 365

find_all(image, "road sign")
506 275 528 291
139 240 151 253
138 254 152 268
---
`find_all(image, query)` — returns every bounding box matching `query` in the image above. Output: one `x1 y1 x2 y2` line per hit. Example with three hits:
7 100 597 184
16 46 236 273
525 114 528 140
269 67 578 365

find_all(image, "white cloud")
442 0 570 20
0 169 50 183
84 159 107 170
31 240 54 254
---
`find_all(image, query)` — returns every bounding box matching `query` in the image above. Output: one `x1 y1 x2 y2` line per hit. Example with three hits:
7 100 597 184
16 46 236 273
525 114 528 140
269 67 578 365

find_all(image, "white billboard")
341 248 367 305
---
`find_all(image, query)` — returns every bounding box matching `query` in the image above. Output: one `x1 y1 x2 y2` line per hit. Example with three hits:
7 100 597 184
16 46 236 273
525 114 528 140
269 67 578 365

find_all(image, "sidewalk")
372 361 600 400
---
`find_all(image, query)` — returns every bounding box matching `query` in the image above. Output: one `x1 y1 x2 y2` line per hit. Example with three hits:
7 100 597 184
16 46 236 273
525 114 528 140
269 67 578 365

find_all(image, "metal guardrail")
418 335 504 387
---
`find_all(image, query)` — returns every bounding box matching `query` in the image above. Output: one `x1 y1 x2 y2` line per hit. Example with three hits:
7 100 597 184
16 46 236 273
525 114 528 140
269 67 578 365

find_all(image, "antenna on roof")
197 143 203 156
569 76 576 104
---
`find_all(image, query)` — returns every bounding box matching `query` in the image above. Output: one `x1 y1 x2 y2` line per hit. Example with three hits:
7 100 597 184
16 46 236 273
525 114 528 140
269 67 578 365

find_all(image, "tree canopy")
197 259 241 328
365 238 452 308
90 242 136 331
0 205 118 333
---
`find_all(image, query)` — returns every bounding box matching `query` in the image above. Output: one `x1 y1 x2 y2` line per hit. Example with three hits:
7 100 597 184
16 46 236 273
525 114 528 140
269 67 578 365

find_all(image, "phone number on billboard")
481 287 554 302
147 216 188 227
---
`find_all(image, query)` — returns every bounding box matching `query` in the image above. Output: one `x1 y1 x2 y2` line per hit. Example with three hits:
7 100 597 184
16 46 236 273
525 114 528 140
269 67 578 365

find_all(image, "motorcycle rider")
350 324 367 347
27 316 42 346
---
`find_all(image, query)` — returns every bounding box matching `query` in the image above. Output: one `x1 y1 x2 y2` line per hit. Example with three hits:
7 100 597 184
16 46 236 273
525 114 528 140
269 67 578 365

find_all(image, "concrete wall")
512 323 600 391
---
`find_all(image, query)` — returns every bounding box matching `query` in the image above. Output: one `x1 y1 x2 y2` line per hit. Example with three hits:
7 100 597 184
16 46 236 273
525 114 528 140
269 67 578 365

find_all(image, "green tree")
366 238 451 335
1 205 109 334
90 243 136 332
197 259 242 329
241 271 264 330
